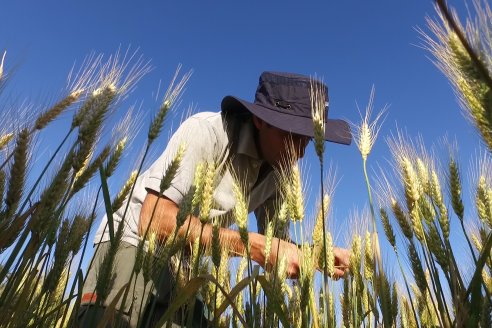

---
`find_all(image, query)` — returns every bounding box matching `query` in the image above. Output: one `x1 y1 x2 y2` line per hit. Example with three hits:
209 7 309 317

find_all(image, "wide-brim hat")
221 71 352 145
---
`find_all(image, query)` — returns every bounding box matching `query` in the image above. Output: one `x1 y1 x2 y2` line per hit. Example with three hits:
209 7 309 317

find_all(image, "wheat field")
0 1 491 327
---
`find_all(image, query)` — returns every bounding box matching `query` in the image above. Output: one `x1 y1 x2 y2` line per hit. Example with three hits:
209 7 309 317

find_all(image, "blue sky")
0 0 481 267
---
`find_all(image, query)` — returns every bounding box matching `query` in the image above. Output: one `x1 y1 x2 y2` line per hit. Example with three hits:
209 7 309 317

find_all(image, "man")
80 71 352 327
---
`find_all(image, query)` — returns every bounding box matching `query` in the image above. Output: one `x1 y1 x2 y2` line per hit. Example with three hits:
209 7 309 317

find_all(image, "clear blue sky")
0 0 479 259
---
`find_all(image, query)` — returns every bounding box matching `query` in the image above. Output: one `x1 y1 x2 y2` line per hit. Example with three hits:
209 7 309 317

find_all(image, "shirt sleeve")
144 117 221 205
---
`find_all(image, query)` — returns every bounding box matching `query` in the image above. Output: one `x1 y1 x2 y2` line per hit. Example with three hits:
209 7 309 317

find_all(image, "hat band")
255 97 327 120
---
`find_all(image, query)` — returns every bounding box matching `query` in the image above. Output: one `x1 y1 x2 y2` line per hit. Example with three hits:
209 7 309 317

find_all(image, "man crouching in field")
78 71 352 327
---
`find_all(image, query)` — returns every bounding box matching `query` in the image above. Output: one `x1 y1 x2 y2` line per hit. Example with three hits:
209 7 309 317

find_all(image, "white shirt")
94 112 281 247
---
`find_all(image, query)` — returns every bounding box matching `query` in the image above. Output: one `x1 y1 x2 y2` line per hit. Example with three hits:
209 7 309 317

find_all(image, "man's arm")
138 190 305 278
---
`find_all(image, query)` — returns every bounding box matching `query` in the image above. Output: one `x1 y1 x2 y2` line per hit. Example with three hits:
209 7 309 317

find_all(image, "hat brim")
221 96 352 145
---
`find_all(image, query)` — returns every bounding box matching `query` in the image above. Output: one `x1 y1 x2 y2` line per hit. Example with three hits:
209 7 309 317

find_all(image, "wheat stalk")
159 143 186 194
111 170 138 213
391 197 414 240
232 179 249 250
288 163 304 223
352 86 387 162
422 1 492 151
148 66 192 142
476 175 492 227
310 76 326 161
2 129 30 220
312 194 330 248
408 242 427 295
72 145 111 194
0 133 14 151
379 208 396 248
416 157 430 194
448 157 465 221
104 136 127 177
211 219 221 269
142 231 157 284
191 161 206 212
263 220 274 269
234 256 248 326
34 89 83 131
364 231 374 282
200 161 217 224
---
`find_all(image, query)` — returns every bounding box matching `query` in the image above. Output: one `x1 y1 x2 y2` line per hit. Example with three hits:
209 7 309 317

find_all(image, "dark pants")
77 241 210 327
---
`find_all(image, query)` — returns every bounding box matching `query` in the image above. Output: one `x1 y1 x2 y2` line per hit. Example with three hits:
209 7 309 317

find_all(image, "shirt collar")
236 120 261 160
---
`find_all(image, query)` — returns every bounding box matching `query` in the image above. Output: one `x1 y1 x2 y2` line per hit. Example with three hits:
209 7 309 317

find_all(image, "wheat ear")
111 170 138 213
3 129 30 220
104 136 127 177
0 133 14 151
34 90 83 131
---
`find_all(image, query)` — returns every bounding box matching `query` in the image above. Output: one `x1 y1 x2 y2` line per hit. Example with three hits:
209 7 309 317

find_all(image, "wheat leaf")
99 166 114 243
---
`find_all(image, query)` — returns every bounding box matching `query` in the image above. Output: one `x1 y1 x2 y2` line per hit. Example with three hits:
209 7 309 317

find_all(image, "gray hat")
221 71 351 145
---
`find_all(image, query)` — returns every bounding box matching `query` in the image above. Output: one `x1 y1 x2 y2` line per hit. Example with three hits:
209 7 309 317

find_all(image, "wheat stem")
419 240 449 328
60 206 98 327
393 246 420 327
107 141 152 317
318 161 330 326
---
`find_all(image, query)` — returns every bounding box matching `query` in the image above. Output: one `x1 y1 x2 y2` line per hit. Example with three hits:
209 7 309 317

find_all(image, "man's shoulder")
177 111 232 150
184 111 232 139
186 111 222 125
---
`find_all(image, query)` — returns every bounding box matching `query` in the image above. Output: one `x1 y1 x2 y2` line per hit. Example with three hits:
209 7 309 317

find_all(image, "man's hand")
313 246 350 279
250 235 349 280
271 241 349 280
332 247 350 279
249 234 301 279
270 238 302 279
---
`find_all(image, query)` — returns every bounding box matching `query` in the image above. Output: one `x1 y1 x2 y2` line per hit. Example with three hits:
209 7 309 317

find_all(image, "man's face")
253 116 311 168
